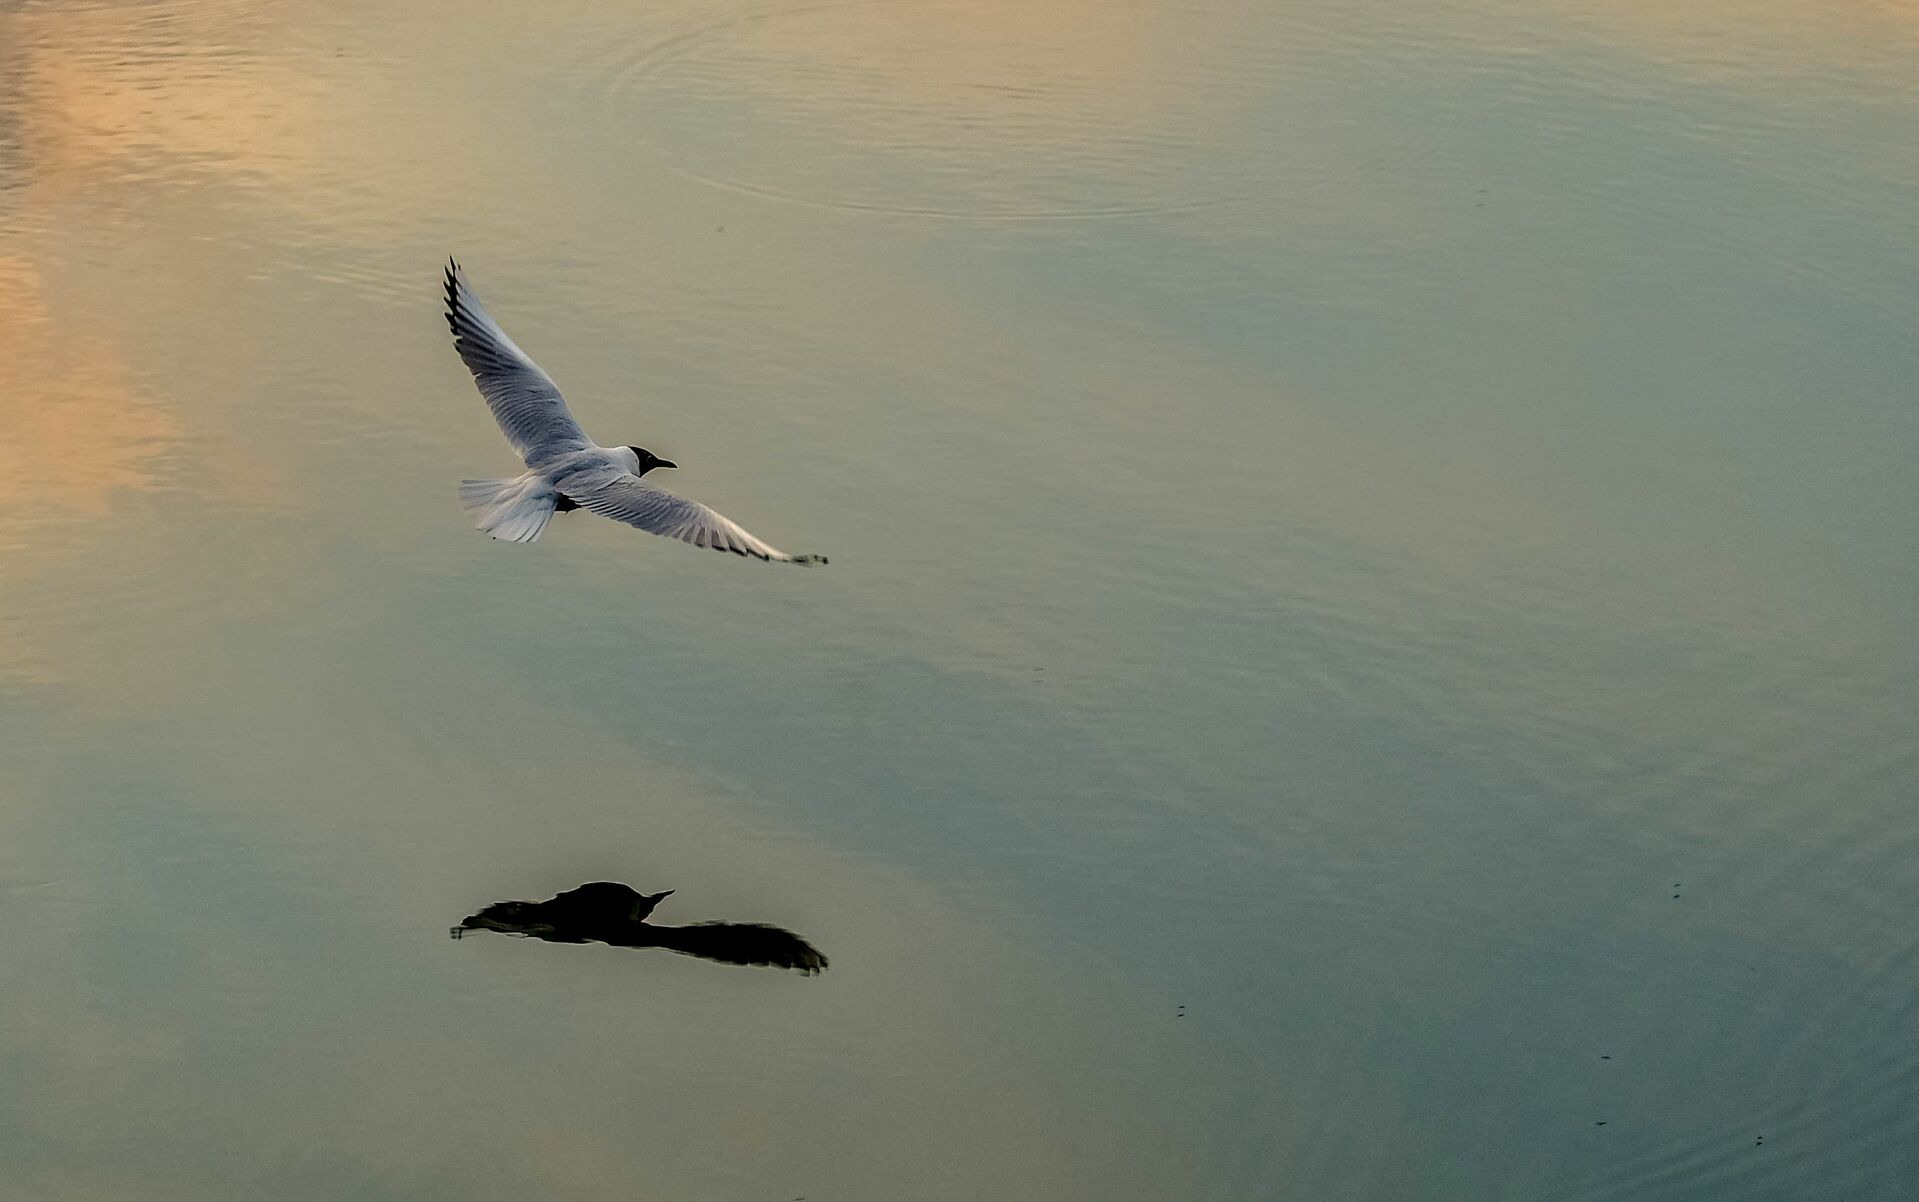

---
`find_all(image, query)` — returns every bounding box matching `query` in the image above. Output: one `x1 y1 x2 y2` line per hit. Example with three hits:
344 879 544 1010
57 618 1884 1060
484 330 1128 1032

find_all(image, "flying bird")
443 260 825 562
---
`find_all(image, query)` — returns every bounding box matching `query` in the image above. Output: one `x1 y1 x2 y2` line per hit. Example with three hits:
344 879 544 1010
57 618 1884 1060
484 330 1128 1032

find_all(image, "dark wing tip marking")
443 259 463 336
442 260 507 373
706 541 827 564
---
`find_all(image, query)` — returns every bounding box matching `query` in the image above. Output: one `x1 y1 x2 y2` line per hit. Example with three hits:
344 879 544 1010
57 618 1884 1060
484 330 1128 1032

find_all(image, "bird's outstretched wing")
565 471 826 564
444 260 591 464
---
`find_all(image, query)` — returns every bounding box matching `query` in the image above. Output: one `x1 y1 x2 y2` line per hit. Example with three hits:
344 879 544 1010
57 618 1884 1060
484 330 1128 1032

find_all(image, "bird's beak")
652 890 675 901
656 459 678 470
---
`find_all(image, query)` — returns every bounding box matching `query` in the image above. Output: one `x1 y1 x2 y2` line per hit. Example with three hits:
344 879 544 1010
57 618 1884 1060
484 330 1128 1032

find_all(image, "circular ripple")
596 0 1316 220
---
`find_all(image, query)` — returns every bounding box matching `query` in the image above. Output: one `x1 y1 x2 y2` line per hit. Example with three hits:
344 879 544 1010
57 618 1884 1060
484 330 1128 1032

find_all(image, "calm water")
2 0 1917 1197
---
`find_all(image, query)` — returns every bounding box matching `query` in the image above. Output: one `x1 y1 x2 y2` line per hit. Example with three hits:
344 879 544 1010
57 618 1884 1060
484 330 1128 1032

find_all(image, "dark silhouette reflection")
451 881 827 974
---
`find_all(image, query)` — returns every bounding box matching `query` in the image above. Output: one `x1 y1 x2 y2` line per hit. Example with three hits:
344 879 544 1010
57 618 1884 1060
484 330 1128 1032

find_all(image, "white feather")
460 475 556 544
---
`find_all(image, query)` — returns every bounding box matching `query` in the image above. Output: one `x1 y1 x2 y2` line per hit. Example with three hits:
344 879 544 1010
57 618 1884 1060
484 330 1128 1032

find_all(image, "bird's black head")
626 446 677 477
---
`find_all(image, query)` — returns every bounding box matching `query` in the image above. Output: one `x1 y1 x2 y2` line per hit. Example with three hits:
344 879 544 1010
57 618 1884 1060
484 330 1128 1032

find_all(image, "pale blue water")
1 0 1916 1197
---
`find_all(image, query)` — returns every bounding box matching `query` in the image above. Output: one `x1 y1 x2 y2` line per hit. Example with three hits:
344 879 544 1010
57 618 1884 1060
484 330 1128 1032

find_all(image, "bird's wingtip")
443 261 465 329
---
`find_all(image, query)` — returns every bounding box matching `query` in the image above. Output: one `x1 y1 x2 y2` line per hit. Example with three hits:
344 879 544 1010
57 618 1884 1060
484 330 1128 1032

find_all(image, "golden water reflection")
0 252 180 682
0 255 179 519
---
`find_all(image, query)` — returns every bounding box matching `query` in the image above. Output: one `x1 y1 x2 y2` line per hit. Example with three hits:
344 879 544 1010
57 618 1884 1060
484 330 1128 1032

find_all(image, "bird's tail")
459 474 557 544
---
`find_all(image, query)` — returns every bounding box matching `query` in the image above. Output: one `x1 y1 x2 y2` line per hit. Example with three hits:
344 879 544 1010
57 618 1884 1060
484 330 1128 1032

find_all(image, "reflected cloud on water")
452 881 828 975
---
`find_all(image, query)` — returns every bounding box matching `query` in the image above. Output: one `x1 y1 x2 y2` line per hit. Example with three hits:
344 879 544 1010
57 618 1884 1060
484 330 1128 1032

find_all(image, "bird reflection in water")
450 881 828 975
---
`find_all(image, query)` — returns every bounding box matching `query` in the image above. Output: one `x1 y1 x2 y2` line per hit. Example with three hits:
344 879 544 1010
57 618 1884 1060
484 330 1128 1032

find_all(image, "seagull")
444 260 825 562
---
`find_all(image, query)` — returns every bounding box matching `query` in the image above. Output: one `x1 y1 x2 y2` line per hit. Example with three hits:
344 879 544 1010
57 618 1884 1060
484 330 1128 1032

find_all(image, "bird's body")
443 260 824 563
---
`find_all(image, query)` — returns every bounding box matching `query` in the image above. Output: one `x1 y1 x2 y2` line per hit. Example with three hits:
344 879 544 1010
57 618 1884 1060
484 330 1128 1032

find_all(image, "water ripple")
581 0 1400 221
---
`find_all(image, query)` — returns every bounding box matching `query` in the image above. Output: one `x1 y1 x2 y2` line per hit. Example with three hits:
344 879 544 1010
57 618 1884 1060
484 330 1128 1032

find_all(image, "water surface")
2 0 1917 1197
